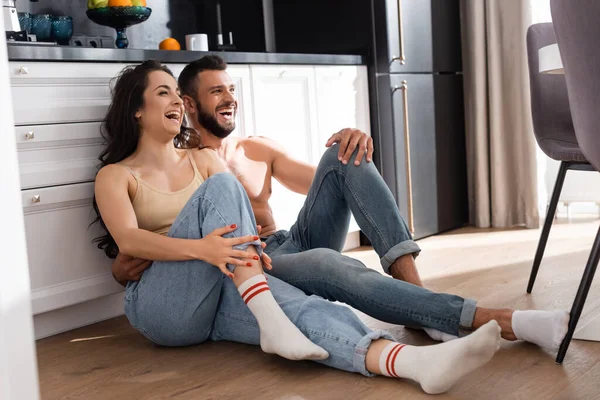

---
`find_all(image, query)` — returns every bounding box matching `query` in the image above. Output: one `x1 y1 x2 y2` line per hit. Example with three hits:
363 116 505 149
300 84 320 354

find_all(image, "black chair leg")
556 223 600 364
527 161 569 293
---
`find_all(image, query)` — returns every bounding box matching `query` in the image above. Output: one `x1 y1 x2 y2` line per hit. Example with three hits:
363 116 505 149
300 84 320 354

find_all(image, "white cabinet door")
314 66 371 159
315 66 371 233
9 62 125 125
250 65 319 230
21 182 121 315
226 65 254 138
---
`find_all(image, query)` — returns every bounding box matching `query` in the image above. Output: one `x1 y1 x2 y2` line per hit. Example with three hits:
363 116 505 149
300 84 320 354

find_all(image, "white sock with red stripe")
238 274 329 361
377 320 502 394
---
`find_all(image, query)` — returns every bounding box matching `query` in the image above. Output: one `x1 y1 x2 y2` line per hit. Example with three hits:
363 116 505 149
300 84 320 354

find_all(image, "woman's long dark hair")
92 60 203 258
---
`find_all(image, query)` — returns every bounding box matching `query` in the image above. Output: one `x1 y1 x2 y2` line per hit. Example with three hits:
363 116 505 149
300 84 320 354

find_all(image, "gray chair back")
526 23 583 162
550 0 600 171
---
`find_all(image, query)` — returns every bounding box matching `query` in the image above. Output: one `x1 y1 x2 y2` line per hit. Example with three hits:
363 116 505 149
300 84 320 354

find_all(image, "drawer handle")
18 66 29 75
31 195 41 204
25 131 35 140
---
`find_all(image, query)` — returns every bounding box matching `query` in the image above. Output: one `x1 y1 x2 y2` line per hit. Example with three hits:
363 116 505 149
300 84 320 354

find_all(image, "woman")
93 60 502 395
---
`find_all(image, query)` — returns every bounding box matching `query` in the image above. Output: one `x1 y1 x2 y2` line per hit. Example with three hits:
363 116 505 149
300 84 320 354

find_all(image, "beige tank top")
118 150 204 235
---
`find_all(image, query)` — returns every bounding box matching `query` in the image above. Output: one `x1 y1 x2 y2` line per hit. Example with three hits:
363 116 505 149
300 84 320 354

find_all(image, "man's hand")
112 253 152 286
325 128 373 166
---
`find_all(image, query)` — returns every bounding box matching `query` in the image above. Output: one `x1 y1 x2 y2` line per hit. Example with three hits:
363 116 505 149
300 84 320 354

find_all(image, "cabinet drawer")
9 61 126 125
8 61 126 82
15 123 103 189
22 183 120 314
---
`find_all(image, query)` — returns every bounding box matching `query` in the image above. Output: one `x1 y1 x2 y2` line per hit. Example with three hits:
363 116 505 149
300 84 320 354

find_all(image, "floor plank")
35 218 600 399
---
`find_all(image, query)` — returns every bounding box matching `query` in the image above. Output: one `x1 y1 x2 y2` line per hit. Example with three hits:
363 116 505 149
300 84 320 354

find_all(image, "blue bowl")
51 16 73 45
18 12 31 33
30 14 52 41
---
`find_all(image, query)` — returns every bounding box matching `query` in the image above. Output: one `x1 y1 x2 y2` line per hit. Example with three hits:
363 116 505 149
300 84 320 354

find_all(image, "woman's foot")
238 275 329 361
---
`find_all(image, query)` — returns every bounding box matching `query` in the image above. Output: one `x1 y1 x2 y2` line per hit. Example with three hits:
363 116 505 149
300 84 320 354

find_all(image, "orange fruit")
159 38 181 51
108 0 132 6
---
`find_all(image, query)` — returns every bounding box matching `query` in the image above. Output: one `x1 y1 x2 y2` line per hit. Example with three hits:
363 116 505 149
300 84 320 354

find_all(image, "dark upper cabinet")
374 0 463 73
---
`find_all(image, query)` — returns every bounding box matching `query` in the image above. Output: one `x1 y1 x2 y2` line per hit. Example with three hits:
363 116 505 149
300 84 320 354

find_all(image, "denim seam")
286 277 458 327
170 196 247 241
298 165 390 252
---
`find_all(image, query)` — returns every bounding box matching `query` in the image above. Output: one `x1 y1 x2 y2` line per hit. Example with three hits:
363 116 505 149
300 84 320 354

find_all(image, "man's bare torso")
216 136 278 236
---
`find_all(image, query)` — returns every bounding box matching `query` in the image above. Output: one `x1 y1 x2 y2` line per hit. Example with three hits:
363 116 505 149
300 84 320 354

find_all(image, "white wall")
0 16 41 400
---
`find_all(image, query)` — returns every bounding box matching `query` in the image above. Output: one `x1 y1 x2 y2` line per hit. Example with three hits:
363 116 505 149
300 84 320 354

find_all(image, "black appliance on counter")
273 0 468 240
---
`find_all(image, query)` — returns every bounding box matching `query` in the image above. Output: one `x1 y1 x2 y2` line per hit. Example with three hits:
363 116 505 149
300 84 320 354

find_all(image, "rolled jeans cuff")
353 330 396 377
380 240 422 275
458 298 478 337
227 239 263 272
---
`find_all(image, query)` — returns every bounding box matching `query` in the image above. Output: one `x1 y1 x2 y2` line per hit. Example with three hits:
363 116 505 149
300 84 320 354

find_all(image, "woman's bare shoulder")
95 164 133 191
189 147 227 177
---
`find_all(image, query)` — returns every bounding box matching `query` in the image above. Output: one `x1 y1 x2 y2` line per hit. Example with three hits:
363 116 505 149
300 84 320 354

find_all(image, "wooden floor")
36 217 600 399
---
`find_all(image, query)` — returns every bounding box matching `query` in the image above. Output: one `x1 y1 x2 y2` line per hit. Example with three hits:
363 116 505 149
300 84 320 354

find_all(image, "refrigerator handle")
392 81 414 235
391 0 406 65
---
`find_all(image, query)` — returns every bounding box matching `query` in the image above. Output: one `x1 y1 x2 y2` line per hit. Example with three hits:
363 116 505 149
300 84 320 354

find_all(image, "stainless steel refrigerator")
273 0 469 239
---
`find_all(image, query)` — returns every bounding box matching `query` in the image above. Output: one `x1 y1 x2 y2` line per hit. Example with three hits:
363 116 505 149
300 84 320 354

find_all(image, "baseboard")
33 291 124 340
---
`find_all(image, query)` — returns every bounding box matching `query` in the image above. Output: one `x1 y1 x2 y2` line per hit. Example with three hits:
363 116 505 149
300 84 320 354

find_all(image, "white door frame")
0 19 41 400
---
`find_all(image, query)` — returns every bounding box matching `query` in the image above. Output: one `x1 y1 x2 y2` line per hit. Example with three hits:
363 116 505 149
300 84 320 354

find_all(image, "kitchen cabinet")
8 62 122 125
380 0 462 74
21 183 121 315
250 65 370 231
10 61 369 338
15 122 104 189
261 0 469 238
388 73 466 238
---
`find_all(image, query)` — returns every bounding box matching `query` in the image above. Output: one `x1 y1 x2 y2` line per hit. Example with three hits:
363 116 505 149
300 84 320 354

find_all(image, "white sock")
378 320 501 394
512 310 570 350
238 274 329 361
424 327 458 342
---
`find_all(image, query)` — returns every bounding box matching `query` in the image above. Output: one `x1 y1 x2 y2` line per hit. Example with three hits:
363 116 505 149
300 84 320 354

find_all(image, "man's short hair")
178 55 228 99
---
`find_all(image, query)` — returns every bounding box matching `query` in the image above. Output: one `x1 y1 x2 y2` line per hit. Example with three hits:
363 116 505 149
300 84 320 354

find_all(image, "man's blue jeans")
265 145 477 337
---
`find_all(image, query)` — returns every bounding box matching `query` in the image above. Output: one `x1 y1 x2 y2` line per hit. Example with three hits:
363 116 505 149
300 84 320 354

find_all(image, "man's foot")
512 310 570 350
383 320 501 394
389 254 423 287
239 275 329 361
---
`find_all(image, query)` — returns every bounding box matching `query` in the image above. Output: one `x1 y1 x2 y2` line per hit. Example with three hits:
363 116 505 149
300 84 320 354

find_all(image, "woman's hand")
197 224 260 278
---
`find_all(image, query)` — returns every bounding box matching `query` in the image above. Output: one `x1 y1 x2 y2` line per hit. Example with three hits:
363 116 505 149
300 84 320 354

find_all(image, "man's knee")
319 145 348 168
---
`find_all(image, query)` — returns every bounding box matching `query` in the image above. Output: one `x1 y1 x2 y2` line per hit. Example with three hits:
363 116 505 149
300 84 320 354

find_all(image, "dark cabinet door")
378 0 462 73
389 73 467 239
390 74 438 238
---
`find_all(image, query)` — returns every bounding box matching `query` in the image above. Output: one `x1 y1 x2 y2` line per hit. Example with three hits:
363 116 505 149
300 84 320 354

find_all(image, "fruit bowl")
86 6 152 49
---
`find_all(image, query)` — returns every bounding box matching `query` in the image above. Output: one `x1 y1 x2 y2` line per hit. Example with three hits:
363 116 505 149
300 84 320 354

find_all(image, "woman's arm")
95 164 204 261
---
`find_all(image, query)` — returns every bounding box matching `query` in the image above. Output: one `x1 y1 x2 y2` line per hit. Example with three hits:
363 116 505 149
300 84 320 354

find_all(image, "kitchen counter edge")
7 44 365 65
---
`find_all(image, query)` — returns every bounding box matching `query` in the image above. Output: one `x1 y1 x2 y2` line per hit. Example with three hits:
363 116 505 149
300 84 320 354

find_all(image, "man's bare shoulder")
238 136 286 158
